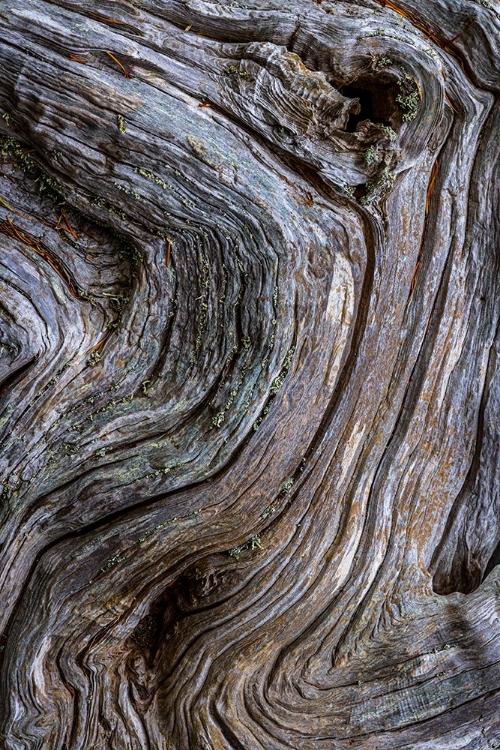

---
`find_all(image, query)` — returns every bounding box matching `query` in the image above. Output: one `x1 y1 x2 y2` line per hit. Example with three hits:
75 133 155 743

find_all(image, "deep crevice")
340 79 401 132
484 538 500 581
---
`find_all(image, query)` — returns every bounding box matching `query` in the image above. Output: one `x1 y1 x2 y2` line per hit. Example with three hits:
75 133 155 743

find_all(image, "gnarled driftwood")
0 0 499 747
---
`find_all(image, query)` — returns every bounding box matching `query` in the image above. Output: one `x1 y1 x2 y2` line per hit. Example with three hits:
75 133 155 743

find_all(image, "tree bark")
0 0 499 747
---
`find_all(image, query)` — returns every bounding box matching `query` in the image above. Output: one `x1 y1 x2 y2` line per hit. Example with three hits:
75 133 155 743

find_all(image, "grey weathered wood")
0 0 499 747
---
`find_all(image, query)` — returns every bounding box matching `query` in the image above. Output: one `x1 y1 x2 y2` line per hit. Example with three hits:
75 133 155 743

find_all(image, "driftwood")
0 0 499 747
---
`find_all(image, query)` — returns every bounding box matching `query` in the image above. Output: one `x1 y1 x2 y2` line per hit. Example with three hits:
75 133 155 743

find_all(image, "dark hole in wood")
353 184 367 200
342 86 374 131
341 79 400 132
483 537 500 581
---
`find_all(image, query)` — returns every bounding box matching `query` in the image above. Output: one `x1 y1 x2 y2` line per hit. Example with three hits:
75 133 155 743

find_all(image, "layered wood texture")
0 0 499 747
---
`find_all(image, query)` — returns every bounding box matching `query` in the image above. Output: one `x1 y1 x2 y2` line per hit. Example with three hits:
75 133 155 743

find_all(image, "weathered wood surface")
0 0 499 747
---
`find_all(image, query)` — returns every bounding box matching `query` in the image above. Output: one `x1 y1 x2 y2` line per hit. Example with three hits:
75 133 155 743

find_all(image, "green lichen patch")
396 74 420 122
260 505 276 520
134 167 173 190
228 534 263 560
361 167 395 205
269 346 295 396
280 477 294 493
364 145 376 166
382 125 397 140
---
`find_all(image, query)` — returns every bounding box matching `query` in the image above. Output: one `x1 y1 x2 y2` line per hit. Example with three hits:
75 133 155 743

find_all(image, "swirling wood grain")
0 0 499 747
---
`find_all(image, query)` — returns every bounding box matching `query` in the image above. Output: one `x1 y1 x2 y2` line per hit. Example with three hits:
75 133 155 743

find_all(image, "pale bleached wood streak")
0 0 499 747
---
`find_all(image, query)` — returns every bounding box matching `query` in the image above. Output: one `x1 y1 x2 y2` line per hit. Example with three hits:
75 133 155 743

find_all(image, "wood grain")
0 0 499 747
